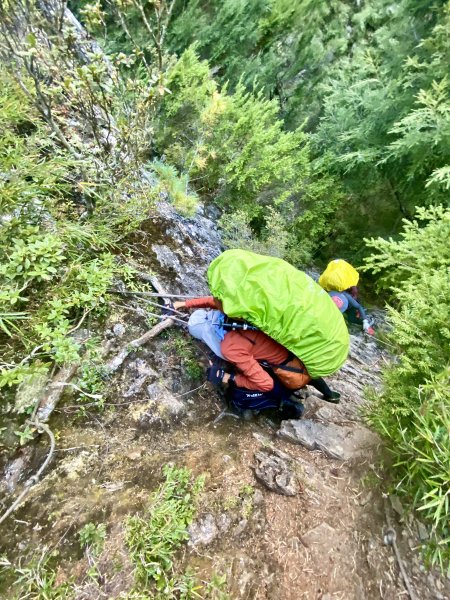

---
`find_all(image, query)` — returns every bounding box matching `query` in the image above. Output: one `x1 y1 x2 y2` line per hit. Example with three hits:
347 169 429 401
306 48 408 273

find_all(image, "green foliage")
219 208 290 259
164 0 450 259
364 207 450 570
364 206 449 419
0 68 121 393
364 206 450 290
380 371 450 573
0 552 75 600
125 464 205 594
79 522 107 556
75 361 107 409
152 161 198 216
160 47 310 207
158 47 342 263
166 330 203 381
14 425 35 446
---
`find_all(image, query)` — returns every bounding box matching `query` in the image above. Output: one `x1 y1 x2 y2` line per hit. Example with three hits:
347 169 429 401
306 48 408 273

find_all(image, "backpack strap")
259 353 306 374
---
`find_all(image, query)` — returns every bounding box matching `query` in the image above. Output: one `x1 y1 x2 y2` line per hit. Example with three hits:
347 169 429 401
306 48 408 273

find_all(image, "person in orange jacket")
174 297 340 416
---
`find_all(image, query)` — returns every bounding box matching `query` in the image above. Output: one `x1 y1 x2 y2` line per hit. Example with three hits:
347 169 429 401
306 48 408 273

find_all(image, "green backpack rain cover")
207 249 349 378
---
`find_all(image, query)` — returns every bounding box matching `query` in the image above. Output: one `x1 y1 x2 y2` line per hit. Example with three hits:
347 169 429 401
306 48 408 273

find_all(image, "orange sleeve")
185 296 223 310
221 331 274 392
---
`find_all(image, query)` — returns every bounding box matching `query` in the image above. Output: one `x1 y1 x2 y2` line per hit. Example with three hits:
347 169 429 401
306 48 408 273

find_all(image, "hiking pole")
130 296 188 317
145 310 189 327
222 322 259 332
109 290 201 299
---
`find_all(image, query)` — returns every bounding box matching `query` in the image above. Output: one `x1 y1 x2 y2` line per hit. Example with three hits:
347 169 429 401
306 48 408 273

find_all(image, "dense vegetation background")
0 0 449 574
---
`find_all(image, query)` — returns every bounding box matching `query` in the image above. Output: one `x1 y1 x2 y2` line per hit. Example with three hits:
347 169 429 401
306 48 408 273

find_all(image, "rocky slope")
0 206 448 600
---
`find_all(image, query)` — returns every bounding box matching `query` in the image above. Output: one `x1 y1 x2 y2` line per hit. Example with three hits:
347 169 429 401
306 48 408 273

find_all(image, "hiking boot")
280 398 304 420
323 391 341 404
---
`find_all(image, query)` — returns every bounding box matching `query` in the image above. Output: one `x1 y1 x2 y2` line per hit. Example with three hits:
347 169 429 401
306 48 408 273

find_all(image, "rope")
0 420 56 526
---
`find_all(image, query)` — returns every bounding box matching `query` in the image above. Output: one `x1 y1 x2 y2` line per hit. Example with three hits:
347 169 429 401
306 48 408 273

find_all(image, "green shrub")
158 46 343 264
364 206 450 570
0 553 74 599
125 464 205 593
79 522 107 556
382 370 450 572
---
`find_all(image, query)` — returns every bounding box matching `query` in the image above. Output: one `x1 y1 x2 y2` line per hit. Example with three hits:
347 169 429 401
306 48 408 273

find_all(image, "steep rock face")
130 201 222 294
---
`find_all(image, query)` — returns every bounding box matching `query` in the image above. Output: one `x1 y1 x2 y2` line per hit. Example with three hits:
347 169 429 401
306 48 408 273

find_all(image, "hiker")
319 259 375 335
328 288 375 335
174 297 340 417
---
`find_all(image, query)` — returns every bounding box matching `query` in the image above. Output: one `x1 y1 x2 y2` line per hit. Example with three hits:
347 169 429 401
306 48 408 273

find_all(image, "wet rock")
188 513 219 547
14 371 48 414
315 405 340 422
216 513 232 533
147 382 186 417
71 328 91 344
253 489 264 506
416 520 429 541
254 450 297 496
136 201 221 295
152 244 182 273
278 418 378 460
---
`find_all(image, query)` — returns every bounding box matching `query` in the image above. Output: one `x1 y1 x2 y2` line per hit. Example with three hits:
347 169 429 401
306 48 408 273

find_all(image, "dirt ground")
1 325 449 600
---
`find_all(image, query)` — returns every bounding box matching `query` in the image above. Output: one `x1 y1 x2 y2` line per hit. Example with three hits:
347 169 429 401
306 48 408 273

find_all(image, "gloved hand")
206 365 226 385
161 301 175 316
362 319 375 336
173 301 187 311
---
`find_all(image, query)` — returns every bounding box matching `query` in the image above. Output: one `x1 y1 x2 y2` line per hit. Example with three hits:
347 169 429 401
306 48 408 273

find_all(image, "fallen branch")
105 317 174 374
36 363 79 422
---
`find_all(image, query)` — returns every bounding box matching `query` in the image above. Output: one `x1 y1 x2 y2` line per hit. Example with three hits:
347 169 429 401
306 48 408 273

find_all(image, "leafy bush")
0 65 138 398
383 371 450 572
364 206 450 570
79 522 107 556
0 552 74 599
364 206 450 418
158 46 343 264
125 464 205 594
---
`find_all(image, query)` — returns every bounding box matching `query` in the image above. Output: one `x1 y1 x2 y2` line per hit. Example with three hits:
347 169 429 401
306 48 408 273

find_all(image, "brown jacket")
186 296 289 391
